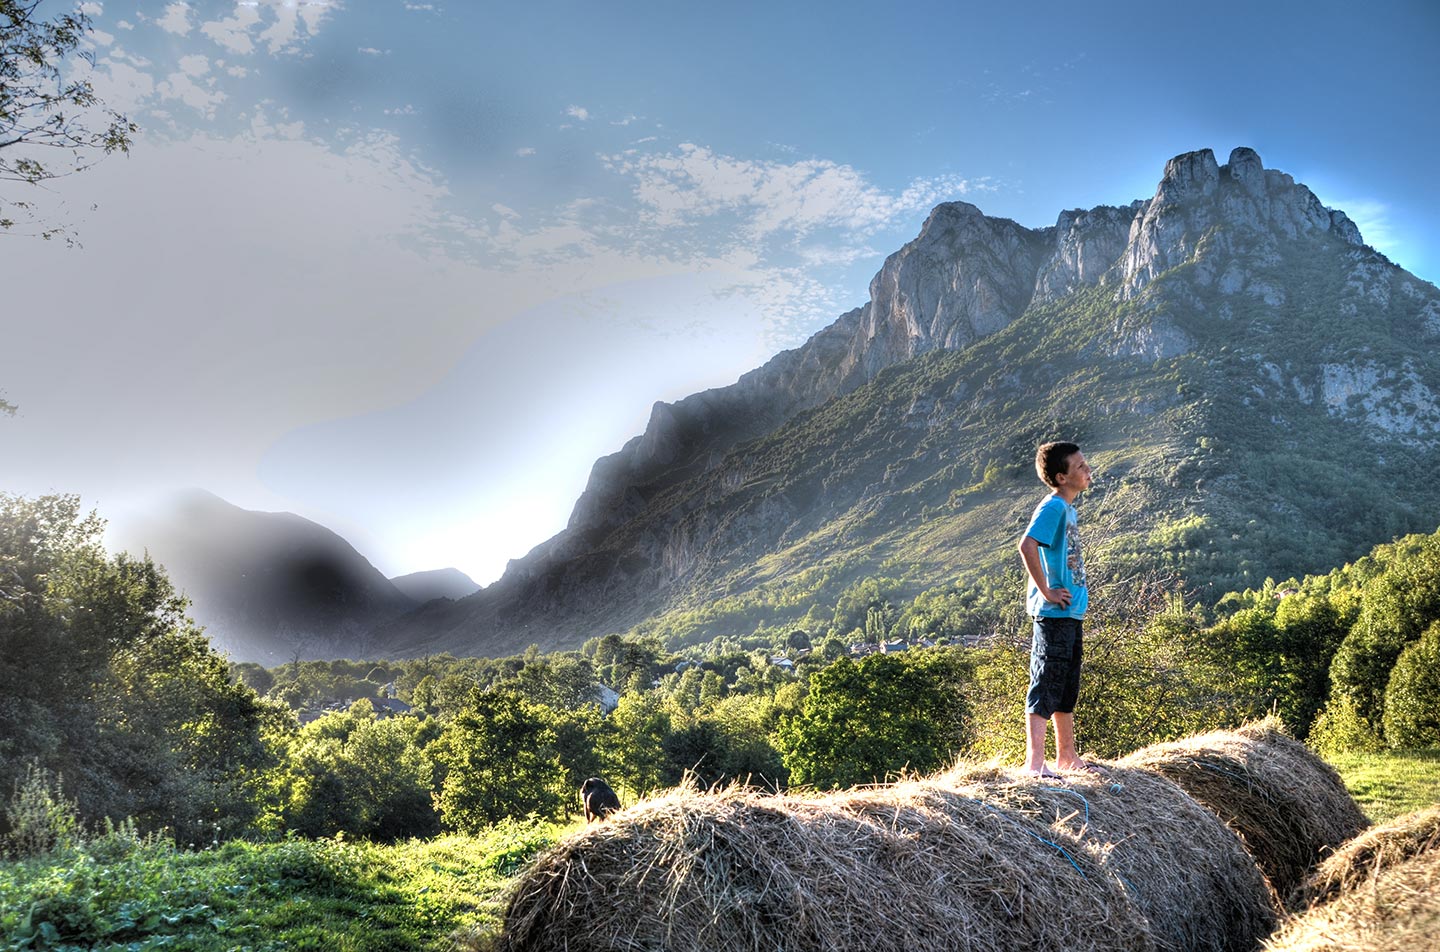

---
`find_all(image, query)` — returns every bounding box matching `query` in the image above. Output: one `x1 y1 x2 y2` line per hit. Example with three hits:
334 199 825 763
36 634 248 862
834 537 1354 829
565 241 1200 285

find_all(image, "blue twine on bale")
965 797 1089 880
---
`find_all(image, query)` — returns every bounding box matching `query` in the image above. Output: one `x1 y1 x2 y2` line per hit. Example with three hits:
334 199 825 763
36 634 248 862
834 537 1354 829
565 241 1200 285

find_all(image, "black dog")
580 776 621 823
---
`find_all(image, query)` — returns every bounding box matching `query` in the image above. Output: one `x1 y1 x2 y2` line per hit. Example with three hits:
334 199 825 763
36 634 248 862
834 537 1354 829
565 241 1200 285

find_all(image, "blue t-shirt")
1024 494 1088 619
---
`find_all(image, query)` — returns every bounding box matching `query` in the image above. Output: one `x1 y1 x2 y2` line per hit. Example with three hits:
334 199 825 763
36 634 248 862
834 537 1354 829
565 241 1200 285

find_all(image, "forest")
4 491 1439 853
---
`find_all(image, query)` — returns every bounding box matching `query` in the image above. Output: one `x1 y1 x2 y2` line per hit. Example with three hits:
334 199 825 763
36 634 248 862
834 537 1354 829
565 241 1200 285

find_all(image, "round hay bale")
1261 848 1440 952
1119 719 1369 899
496 782 1157 952
943 764 1280 952
1292 804 1440 910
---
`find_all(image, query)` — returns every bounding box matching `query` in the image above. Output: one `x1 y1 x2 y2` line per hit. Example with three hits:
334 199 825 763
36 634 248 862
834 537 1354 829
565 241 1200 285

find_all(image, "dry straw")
496 780 1158 952
1261 848 1440 952
1290 804 1440 910
1119 720 1369 900
941 764 1279 951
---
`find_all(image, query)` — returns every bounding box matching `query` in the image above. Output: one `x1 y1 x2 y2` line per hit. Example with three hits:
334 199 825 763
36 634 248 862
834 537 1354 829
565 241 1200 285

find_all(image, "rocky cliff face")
1119 147 1365 300
372 147 1440 658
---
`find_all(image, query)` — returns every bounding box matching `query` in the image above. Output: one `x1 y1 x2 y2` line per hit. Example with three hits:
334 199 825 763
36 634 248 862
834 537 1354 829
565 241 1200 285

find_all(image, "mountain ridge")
370 146 1440 658
111 490 417 664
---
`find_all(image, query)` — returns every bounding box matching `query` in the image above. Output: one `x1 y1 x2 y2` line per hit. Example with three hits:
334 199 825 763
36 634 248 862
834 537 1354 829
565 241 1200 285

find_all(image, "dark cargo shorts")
1026 617 1083 718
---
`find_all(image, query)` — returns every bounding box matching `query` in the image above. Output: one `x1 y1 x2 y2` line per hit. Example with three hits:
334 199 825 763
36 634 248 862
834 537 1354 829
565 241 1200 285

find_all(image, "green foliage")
285 707 438 841
0 0 137 239
1209 582 1349 739
776 650 970 789
1309 693 1384 756
1381 622 1440 749
0 494 283 844
1328 532 1440 739
0 824 563 952
598 691 673 798
429 689 567 832
2 765 80 860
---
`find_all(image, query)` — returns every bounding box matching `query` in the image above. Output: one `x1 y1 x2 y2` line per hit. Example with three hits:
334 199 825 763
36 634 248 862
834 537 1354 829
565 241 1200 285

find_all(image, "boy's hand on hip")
1042 586 1072 608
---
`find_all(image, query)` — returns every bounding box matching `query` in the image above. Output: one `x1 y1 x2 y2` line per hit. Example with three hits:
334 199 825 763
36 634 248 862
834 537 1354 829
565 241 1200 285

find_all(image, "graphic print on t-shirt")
1066 513 1086 586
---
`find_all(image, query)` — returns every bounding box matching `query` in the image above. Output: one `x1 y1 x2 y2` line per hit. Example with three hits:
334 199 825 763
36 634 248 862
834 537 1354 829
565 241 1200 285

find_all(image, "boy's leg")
1053 712 1079 769
1052 622 1087 771
1024 713 1049 774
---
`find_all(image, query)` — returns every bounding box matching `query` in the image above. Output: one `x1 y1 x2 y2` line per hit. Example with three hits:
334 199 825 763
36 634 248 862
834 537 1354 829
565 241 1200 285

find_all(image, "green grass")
1327 749 1440 824
0 818 577 952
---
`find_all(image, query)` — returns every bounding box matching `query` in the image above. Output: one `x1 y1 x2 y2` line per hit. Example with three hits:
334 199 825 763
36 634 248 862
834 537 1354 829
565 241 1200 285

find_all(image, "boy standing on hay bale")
1018 440 1099 779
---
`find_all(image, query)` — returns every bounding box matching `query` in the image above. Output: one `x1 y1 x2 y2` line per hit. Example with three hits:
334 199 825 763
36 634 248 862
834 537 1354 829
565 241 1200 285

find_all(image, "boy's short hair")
1035 441 1081 489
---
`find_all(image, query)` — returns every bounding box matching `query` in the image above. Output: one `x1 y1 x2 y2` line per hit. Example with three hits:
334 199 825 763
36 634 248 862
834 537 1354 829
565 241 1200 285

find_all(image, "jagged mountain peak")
1120 146 1366 300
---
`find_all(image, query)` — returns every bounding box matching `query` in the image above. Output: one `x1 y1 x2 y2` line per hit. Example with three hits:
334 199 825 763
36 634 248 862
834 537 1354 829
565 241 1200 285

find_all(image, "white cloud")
157 1 193 35
156 68 224 118
198 0 334 56
117 19 134 30
178 54 211 77
358 47 387 56
604 142 987 240
565 105 591 121
201 5 261 54
404 2 436 9
384 104 418 116
492 203 520 219
515 146 536 157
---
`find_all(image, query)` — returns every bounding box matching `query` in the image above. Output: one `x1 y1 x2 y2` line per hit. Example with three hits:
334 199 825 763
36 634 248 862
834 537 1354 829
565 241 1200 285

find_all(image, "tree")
285 706 437 840
0 494 284 842
429 688 566 831
2 0 136 238
599 691 673 798
1328 532 1440 737
1381 622 1440 749
776 651 969 789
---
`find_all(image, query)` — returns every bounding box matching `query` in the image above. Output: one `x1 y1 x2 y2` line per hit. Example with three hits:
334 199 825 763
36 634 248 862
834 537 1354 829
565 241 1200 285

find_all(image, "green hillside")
626 234 1440 649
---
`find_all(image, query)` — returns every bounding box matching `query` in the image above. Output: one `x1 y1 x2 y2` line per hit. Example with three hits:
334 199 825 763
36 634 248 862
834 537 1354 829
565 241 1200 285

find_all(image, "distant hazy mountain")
112 490 416 663
390 567 481 603
371 147 1440 659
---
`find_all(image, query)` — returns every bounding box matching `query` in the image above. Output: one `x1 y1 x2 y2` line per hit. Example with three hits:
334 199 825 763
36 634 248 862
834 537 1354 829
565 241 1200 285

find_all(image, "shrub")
2 764 81 859
1382 622 1440 749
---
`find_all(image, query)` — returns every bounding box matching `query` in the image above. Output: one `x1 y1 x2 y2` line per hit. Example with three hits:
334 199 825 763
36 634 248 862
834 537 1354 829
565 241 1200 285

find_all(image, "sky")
3 0 1438 586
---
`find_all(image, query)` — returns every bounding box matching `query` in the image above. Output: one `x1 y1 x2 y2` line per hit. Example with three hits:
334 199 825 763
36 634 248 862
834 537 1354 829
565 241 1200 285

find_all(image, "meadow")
3 751 1437 952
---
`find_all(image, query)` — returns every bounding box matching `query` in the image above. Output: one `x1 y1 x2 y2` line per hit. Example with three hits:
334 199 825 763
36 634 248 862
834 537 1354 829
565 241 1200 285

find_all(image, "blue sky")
3 0 1437 585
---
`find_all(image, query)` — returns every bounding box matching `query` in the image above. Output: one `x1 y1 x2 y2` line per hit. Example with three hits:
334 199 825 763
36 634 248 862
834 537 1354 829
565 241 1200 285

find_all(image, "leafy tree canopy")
1 0 136 238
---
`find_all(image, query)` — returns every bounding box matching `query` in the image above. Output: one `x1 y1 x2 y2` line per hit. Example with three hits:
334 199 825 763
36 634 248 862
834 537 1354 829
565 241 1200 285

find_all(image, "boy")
1017 441 1099 778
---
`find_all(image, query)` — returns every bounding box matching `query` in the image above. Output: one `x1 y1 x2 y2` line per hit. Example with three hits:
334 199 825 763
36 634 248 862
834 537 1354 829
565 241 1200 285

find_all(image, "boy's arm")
1018 535 1072 609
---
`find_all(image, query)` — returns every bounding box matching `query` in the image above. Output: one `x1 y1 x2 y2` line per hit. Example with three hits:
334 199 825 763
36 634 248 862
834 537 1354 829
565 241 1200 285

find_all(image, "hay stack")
943 764 1280 952
1291 804 1440 910
496 781 1158 952
1261 848 1440 952
1119 720 1369 899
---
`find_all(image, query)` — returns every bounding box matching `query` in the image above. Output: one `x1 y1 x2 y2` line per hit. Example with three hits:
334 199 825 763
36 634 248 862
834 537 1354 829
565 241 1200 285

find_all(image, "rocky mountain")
112 490 417 663
376 147 1440 658
390 567 481 604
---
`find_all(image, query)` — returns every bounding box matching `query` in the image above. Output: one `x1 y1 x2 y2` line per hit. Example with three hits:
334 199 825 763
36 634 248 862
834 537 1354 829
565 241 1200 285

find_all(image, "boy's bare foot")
1019 766 1066 780
1056 759 1107 775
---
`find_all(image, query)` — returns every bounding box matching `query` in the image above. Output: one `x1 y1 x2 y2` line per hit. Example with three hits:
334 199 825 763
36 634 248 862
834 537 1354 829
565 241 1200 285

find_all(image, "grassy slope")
1327 750 1440 824
0 820 575 952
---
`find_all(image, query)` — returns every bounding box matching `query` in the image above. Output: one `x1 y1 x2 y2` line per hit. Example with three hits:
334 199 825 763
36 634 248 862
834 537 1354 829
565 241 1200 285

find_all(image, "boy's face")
1056 451 1092 494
